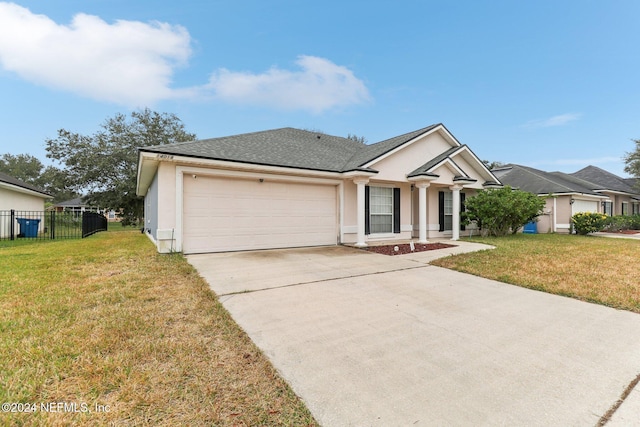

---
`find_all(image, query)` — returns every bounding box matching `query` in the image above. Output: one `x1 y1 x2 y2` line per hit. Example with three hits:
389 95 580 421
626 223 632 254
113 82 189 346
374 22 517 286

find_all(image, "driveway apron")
188 245 640 426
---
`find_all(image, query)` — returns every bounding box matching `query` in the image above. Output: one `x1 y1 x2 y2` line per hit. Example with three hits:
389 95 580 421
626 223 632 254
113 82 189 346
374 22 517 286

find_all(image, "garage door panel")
183 176 337 253
572 200 598 215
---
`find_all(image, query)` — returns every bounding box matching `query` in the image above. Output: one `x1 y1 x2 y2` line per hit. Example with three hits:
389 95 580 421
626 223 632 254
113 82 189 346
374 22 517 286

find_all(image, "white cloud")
0 3 371 111
0 2 192 106
523 113 582 129
205 55 372 113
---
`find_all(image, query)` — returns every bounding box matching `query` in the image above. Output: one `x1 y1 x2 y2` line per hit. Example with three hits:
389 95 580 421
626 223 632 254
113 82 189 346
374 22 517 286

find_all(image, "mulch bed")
363 242 455 256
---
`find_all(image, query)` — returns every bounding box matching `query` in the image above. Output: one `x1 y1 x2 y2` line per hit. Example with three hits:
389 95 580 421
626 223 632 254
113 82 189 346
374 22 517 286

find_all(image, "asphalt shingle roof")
571 165 639 195
0 171 50 196
492 164 601 196
140 125 443 173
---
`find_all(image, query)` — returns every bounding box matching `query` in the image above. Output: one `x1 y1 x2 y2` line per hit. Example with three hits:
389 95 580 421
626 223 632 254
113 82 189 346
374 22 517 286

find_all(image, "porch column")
450 184 463 241
415 182 430 243
353 177 369 247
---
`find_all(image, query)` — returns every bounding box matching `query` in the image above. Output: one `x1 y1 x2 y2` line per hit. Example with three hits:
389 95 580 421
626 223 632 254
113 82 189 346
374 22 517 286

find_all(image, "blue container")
523 221 538 234
16 218 41 238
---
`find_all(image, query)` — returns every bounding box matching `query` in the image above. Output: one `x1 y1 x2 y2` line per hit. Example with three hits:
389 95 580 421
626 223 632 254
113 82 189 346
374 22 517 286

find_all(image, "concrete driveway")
188 244 640 426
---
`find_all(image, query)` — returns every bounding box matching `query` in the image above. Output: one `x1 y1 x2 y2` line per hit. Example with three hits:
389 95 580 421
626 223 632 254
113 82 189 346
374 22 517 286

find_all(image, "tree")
482 160 506 170
624 138 640 180
0 153 77 202
346 133 367 144
46 109 196 226
461 186 545 236
0 153 44 184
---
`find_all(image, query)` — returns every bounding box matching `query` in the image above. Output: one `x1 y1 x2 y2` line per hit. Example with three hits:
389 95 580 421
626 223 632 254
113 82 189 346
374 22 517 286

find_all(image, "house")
570 166 640 215
0 171 51 211
52 197 120 221
0 171 52 238
493 164 640 234
136 124 502 253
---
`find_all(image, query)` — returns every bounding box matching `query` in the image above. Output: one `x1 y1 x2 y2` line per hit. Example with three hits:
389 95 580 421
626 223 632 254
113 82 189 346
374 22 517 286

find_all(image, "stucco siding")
366 133 455 182
0 187 46 211
145 171 159 239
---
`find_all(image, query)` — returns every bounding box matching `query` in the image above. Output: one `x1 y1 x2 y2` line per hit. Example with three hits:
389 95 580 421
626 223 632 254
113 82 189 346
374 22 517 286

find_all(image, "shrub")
462 186 545 237
603 214 640 232
572 212 607 235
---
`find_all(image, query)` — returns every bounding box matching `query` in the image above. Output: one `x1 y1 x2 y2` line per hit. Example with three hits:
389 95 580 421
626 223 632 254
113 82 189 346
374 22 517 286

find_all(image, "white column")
450 184 463 241
416 182 429 243
354 177 369 247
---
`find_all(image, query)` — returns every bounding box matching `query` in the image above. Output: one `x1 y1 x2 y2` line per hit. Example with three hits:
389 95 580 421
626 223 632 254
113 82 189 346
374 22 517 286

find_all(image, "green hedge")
603 214 640 232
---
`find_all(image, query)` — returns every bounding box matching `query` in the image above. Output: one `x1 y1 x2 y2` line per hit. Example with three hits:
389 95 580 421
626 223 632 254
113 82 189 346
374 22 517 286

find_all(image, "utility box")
16 218 41 238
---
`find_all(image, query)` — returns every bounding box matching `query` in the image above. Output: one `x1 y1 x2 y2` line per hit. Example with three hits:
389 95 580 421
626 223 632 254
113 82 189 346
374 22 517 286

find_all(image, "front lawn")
0 231 317 426
432 234 640 313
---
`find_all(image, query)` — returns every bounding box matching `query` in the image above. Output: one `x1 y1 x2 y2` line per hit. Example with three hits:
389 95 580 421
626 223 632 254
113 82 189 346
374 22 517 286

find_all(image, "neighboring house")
0 171 52 238
492 164 607 233
53 197 121 222
52 197 92 213
0 171 51 211
136 124 502 253
570 166 640 216
493 164 640 234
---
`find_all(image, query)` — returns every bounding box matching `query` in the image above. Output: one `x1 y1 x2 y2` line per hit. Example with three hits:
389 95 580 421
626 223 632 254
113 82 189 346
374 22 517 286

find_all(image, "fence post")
10 209 14 240
51 210 55 240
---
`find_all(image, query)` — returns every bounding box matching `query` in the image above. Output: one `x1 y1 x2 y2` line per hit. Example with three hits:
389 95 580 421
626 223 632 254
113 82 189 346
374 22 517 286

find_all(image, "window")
603 201 612 216
369 186 393 233
622 202 629 216
443 192 453 231
633 203 640 215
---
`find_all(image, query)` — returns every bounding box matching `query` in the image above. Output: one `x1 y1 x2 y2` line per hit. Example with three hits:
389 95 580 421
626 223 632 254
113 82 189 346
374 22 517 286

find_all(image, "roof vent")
316 135 321 139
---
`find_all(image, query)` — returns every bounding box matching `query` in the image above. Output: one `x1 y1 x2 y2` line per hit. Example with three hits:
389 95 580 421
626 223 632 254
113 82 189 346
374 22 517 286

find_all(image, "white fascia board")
0 181 51 199
362 124 458 168
594 189 636 196
453 145 503 184
428 157 467 177
539 192 608 199
151 153 346 180
136 152 160 196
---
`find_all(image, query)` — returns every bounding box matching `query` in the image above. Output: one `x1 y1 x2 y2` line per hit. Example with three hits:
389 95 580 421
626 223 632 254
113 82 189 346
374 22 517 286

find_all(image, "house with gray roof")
0 171 51 211
492 164 608 233
0 171 52 238
571 165 640 216
136 124 501 253
494 164 640 234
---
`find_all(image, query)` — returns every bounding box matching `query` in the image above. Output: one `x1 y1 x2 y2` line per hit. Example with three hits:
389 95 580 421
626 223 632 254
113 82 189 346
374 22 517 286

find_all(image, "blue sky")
1 1 638 177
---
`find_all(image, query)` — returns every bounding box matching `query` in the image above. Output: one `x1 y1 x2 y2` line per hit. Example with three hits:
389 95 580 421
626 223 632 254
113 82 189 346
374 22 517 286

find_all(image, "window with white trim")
622 202 629 216
369 186 393 233
603 201 612 216
443 191 453 231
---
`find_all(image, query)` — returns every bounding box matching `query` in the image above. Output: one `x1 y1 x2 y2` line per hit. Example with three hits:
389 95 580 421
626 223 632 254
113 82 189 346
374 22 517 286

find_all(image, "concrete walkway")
188 243 640 426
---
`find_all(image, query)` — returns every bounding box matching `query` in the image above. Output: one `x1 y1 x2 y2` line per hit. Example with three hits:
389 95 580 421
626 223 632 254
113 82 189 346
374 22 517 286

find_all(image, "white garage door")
183 175 337 253
572 200 598 215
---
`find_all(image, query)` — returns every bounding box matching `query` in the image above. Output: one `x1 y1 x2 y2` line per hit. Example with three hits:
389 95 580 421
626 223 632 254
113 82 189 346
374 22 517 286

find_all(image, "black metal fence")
0 210 108 241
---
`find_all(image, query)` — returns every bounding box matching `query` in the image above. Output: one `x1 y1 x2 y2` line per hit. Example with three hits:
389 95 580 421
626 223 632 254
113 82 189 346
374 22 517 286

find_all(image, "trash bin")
16 218 41 238
523 221 538 234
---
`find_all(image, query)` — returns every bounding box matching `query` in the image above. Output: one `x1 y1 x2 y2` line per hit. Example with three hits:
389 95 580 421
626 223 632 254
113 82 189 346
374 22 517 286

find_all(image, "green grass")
432 234 640 313
0 231 317 426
